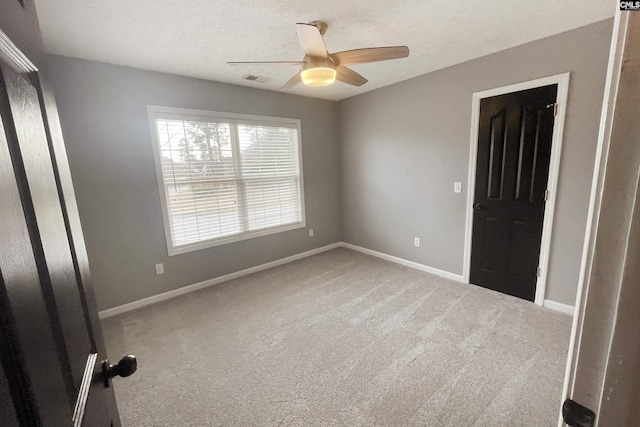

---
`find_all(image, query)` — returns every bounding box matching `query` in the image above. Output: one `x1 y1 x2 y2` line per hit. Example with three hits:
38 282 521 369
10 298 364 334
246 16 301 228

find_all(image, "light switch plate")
454 182 462 193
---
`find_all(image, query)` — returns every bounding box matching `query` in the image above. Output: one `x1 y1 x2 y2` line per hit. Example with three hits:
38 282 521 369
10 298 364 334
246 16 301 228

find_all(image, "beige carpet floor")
102 248 572 426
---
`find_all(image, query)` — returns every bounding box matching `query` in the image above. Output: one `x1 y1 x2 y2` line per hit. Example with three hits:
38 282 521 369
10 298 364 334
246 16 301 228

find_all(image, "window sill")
166 221 306 256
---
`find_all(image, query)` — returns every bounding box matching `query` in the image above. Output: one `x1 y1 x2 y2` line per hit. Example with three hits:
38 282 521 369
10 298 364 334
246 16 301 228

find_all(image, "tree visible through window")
148 107 304 254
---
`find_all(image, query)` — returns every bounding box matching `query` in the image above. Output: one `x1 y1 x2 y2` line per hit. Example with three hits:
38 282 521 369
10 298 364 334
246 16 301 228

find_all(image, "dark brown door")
0 34 128 426
470 84 557 301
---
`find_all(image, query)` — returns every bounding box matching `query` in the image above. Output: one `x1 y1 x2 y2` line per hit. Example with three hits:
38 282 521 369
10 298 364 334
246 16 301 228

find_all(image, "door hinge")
536 267 541 277
546 102 558 116
544 189 549 201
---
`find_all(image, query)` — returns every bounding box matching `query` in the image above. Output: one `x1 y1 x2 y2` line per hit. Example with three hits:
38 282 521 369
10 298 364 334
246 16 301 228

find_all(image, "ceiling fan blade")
331 46 409 66
228 61 305 66
335 66 368 87
296 23 328 58
281 72 302 90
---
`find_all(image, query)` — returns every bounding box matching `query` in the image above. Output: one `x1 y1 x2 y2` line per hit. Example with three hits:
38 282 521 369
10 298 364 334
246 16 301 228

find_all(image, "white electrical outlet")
454 182 462 193
155 263 164 275
309 229 314 237
414 237 421 247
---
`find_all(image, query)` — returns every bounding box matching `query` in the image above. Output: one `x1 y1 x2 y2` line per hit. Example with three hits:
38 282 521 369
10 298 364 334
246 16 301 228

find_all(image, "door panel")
0 67 72 424
507 219 531 277
487 109 506 199
478 216 502 273
470 84 557 301
0 31 124 426
514 106 539 202
2 60 92 396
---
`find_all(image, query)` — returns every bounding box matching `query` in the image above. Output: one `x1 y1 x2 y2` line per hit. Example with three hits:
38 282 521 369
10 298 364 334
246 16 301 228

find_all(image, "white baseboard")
340 242 465 283
544 299 575 315
98 243 341 319
341 244 577 316
99 240 568 320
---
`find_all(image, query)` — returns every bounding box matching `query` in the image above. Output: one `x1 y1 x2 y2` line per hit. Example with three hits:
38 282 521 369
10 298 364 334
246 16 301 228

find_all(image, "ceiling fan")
228 21 409 90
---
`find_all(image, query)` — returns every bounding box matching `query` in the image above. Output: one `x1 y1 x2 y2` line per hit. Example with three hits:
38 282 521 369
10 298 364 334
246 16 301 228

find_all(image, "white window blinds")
148 106 305 254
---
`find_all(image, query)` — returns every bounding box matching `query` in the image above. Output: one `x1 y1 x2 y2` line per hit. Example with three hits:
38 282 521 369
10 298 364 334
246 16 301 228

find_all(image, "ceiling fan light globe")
301 67 336 86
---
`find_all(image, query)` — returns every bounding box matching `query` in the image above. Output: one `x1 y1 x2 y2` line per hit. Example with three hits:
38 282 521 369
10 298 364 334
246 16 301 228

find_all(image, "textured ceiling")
33 0 614 101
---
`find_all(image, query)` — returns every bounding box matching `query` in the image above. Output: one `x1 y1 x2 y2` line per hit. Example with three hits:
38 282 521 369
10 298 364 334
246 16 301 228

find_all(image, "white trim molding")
343 243 573 314
146 105 306 256
98 242 466 319
543 299 575 315
98 243 340 319
560 12 640 426
341 243 465 282
463 73 571 307
99 241 573 320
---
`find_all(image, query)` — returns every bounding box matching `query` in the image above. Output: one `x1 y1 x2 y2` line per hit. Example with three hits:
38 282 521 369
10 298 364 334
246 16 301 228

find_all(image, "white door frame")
462 72 570 306
561 11 640 426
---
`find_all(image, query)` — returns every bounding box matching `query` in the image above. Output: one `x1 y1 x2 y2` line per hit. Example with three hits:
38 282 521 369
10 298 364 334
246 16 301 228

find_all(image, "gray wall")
45 56 342 311
47 20 611 310
338 19 613 305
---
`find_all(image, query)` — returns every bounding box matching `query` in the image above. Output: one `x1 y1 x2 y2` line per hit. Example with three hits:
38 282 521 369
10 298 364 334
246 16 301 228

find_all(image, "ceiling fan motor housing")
309 20 328 35
301 56 336 86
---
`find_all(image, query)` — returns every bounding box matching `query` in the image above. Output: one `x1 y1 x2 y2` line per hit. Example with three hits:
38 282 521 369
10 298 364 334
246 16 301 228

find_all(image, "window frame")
147 105 306 256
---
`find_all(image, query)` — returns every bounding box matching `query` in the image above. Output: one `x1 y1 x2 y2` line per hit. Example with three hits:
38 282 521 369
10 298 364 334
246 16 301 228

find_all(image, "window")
148 106 305 255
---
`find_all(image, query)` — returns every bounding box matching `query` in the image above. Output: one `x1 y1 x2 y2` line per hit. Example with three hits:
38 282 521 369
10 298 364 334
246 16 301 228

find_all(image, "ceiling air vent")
242 74 272 84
